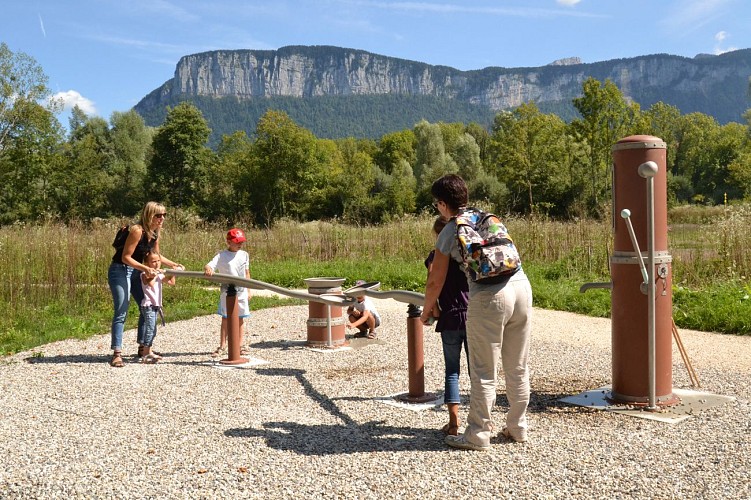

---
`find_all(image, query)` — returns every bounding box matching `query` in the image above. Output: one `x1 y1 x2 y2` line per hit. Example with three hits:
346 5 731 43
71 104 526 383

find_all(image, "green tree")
570 78 641 215
202 131 255 222
148 102 213 207
490 103 571 215
108 110 152 215
0 43 64 222
249 110 326 225
373 129 416 174
413 120 457 206
55 115 114 219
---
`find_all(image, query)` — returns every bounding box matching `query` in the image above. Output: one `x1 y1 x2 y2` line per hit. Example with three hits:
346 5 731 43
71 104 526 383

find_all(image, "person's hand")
204 266 214 276
173 263 185 271
144 268 157 278
420 311 433 326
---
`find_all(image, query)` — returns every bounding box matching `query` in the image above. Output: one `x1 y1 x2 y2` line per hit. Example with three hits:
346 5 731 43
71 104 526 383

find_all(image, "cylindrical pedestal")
611 135 675 404
304 277 347 348
220 285 248 365
395 304 437 404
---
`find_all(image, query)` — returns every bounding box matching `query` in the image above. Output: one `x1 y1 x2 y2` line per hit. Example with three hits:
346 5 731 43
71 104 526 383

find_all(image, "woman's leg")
108 263 132 351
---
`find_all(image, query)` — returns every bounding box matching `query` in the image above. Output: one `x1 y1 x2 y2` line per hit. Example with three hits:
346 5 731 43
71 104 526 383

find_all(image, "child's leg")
364 314 376 331
219 317 228 349
238 318 245 346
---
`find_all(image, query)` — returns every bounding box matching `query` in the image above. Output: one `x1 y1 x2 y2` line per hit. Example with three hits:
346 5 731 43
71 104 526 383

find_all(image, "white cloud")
556 0 581 6
52 90 98 116
713 30 737 54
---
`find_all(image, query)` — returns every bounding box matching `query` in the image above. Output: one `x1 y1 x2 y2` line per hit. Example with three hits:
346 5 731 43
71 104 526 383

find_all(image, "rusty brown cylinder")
611 135 674 403
304 277 347 348
406 305 426 398
220 286 248 365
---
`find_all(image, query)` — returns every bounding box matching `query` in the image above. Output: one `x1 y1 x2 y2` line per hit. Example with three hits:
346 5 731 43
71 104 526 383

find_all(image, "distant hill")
134 45 751 144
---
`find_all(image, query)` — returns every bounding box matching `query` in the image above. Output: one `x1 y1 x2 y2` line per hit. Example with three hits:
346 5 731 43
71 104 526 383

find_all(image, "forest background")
2 43 751 355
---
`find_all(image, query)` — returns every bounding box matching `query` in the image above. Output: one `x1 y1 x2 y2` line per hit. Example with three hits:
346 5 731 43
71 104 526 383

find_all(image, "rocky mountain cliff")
134 45 751 140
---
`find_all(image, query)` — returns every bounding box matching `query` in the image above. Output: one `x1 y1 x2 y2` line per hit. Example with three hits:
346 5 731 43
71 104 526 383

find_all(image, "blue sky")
3 0 750 124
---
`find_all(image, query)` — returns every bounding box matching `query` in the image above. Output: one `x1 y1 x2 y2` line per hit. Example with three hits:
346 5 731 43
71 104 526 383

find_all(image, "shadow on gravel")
225 366 446 455
23 351 209 364
225 420 445 455
24 354 108 364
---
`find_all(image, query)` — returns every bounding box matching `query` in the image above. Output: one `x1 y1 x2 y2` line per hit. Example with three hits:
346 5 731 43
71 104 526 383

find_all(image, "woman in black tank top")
107 201 184 367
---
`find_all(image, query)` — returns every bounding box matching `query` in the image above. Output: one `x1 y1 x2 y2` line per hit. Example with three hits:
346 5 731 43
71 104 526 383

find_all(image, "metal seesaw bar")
163 270 356 307
341 281 426 306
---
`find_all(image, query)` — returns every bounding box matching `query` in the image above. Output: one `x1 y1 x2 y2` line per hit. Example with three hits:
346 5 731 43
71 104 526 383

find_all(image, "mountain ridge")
134 45 751 142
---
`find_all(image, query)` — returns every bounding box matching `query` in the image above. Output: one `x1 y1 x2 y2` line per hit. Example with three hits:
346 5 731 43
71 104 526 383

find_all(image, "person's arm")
421 248 449 325
425 254 441 318
141 272 156 288
204 253 220 276
164 272 176 286
349 310 371 328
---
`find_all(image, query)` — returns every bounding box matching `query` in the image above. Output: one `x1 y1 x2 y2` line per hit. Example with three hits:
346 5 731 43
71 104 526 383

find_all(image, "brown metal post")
396 304 437 403
220 285 248 365
611 135 676 405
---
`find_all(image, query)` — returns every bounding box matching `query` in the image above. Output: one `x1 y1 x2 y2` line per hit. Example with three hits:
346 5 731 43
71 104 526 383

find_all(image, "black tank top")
112 227 157 265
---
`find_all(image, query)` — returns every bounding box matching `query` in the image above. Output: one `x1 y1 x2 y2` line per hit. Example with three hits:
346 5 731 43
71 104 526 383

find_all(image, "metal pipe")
620 209 648 285
164 271 356 307
326 304 332 347
579 282 613 293
639 161 658 410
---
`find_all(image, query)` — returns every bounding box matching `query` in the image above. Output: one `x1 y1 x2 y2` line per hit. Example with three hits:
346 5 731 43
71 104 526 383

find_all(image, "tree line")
2 42 751 226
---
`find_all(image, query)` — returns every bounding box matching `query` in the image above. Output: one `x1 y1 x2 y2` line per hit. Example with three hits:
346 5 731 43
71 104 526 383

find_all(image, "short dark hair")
431 174 468 211
432 215 448 235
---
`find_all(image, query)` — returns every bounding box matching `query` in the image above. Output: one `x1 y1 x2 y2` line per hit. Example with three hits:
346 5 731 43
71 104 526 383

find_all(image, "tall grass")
2 205 751 354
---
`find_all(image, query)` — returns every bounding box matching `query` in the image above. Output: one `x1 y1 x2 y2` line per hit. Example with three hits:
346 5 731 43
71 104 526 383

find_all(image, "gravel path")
1 292 749 499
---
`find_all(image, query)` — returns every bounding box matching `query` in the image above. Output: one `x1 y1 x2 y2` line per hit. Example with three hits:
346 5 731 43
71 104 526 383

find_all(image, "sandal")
366 330 378 339
441 423 460 436
211 347 227 357
110 353 124 368
240 346 251 355
140 353 160 364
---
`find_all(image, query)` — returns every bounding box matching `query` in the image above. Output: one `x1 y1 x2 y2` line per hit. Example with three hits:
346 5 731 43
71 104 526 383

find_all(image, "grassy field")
2 205 751 355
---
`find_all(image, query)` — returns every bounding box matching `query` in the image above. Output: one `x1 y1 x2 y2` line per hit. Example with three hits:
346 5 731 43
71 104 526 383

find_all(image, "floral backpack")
454 208 521 283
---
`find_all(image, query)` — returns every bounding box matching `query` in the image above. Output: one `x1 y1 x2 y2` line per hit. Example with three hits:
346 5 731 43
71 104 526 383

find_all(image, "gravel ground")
1 291 750 499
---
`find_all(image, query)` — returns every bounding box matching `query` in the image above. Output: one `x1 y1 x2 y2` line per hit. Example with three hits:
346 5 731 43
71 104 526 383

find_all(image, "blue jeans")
441 329 469 404
139 306 159 347
107 262 144 350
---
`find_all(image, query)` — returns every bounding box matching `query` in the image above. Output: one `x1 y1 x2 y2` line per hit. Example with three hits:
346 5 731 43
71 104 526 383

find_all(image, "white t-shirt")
206 249 251 317
206 249 250 283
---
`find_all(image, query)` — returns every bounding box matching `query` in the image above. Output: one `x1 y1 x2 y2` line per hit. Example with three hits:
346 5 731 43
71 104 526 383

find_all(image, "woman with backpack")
108 201 183 367
420 174 533 450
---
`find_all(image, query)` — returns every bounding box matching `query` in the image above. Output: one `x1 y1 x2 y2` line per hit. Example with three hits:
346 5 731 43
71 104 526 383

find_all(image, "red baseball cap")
227 228 246 243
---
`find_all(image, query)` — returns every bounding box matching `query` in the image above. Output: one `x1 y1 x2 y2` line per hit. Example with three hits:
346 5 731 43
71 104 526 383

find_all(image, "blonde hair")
138 201 166 240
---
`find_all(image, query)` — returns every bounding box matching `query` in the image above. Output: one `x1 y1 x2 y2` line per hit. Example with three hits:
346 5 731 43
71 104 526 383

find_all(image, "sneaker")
499 427 527 443
444 434 489 451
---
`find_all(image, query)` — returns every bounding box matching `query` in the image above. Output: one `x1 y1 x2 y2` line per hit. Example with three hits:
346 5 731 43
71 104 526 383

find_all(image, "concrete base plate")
560 385 735 423
201 357 270 369
307 345 353 353
374 392 444 412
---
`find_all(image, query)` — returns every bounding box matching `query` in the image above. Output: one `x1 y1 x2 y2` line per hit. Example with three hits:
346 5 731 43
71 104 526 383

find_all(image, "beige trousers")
463 272 532 446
